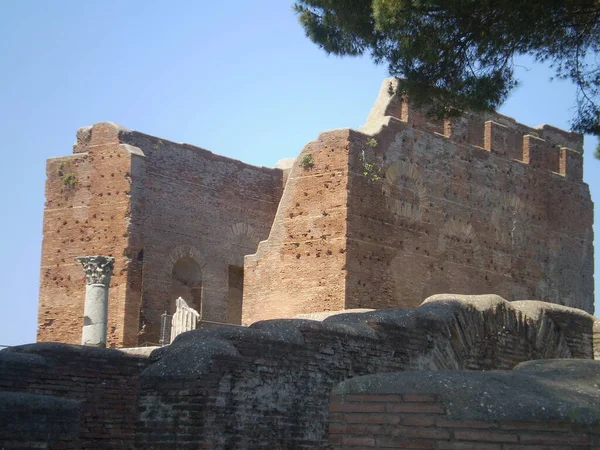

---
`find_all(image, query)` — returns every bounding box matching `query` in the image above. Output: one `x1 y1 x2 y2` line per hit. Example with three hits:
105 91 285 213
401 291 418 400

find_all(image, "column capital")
76 255 115 286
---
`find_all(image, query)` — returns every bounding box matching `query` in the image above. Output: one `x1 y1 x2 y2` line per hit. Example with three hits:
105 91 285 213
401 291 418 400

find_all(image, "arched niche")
167 250 203 316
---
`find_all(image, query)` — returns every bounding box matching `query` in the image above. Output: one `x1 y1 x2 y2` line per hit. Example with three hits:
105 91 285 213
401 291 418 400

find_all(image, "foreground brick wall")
137 296 594 448
38 122 283 347
328 393 600 449
3 297 596 449
0 343 149 449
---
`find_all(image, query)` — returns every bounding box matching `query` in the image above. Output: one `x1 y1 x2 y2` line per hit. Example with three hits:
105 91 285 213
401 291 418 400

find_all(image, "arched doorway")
170 257 202 315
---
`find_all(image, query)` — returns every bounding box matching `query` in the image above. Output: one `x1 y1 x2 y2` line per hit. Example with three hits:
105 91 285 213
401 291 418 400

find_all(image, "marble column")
170 297 200 343
76 255 115 347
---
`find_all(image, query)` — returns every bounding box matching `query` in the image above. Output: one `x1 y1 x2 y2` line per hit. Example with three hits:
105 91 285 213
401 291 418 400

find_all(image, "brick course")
328 394 600 449
0 343 149 449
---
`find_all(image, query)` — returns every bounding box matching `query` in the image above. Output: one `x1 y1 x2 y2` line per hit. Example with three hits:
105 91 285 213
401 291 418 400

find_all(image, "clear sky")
0 1 598 346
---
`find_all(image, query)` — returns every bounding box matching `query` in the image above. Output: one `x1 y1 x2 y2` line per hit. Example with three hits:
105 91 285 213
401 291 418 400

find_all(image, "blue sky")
0 1 598 346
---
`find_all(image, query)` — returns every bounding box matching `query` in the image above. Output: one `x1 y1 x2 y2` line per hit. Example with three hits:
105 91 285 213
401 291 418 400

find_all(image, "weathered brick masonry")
38 123 283 347
0 343 149 449
38 78 594 343
244 129 352 322
243 78 594 322
136 295 593 448
2 295 596 449
328 393 600 449
328 360 600 449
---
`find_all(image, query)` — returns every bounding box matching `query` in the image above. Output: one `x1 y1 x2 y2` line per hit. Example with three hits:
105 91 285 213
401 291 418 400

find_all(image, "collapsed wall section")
346 78 594 312
243 129 352 324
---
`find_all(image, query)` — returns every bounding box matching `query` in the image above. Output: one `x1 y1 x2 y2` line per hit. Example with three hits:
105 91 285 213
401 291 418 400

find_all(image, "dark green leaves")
294 0 600 151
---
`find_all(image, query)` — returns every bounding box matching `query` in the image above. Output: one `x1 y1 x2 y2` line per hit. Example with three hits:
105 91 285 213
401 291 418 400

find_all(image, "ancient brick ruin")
329 358 600 449
245 79 594 322
2 295 600 448
37 78 594 349
38 123 283 346
3 81 599 448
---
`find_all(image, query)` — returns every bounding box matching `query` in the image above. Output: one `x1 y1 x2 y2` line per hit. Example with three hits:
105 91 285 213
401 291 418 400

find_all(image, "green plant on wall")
366 137 378 148
299 153 314 169
57 162 78 187
360 149 382 182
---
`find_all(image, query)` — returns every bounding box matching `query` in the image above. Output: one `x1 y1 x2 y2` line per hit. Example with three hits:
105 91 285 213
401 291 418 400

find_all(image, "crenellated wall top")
362 78 585 182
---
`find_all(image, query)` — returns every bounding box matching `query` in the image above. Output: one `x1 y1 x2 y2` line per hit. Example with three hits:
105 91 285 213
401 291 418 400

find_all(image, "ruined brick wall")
38 78 594 345
38 122 282 347
243 79 594 319
118 131 282 345
38 123 144 346
328 359 600 449
0 343 149 449
346 78 594 312
328 393 600 449
137 296 594 449
5 296 596 449
243 129 351 324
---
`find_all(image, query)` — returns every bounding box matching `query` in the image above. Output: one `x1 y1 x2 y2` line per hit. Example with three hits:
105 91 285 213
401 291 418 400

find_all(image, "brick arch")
228 222 260 247
163 245 206 279
437 218 483 267
227 222 261 266
382 159 428 221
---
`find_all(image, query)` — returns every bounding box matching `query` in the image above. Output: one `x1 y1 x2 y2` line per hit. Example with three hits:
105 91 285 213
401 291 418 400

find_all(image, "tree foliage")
294 0 600 155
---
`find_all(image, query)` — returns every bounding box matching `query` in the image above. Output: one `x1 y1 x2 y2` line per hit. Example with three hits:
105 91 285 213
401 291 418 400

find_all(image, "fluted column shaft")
76 256 115 347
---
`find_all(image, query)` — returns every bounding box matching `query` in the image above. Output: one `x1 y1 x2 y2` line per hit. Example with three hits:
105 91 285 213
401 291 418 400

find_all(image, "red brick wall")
38 122 283 347
243 80 593 321
345 81 594 312
328 393 600 449
119 131 282 344
0 343 149 449
243 129 351 323
38 123 143 347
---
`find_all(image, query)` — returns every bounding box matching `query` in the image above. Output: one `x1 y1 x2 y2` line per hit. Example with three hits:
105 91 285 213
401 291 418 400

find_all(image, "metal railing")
159 311 172 347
